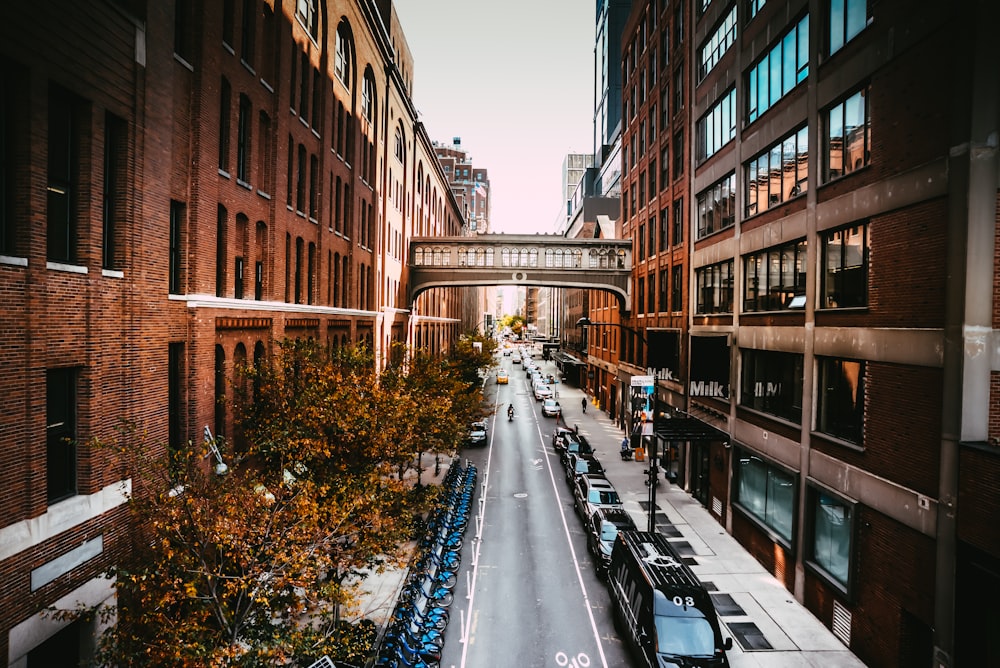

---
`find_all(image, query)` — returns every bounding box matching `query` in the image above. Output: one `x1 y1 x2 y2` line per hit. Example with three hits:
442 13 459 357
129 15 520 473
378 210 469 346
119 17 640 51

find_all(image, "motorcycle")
507 408 515 422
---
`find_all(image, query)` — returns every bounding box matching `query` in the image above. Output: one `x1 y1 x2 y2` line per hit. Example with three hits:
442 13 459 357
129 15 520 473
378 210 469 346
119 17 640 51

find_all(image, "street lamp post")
576 317 661 533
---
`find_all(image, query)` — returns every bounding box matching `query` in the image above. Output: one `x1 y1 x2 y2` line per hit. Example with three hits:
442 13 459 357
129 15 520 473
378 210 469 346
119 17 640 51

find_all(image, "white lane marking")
533 419 610 668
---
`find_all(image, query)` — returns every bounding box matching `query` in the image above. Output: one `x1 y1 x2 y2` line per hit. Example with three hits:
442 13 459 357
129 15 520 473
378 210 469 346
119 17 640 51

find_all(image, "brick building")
617 0 1000 665
0 0 469 662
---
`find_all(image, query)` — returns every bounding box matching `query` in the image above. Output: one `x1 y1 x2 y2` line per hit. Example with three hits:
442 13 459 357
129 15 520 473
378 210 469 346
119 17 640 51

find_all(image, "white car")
533 382 553 401
541 398 561 417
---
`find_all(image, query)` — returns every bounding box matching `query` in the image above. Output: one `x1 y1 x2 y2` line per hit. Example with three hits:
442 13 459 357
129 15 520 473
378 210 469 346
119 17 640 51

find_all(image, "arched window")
214 345 226 438
571 250 583 268
501 248 511 267
394 123 405 163
335 22 354 88
485 248 494 266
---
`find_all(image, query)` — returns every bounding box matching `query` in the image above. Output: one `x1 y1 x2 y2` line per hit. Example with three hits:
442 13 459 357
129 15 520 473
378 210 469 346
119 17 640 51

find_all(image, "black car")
559 433 593 468
565 452 605 485
586 507 638 578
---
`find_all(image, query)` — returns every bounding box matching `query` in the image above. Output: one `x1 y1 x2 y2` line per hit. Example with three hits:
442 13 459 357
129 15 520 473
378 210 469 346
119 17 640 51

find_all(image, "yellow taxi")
496 369 509 384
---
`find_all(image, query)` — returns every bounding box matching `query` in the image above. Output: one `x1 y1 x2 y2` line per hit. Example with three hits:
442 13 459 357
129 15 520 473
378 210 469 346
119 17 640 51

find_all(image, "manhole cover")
513 492 528 498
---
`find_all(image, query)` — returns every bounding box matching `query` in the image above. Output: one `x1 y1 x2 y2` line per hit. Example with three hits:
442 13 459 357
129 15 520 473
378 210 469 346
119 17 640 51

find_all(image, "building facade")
617 0 1000 666
0 0 469 662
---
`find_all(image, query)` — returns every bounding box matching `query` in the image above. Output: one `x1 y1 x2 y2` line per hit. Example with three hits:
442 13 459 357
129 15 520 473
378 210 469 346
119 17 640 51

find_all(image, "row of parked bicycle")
374 460 478 668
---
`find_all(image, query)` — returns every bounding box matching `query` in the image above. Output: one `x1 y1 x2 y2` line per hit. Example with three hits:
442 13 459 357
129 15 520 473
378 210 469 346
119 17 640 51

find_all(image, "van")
607 531 732 667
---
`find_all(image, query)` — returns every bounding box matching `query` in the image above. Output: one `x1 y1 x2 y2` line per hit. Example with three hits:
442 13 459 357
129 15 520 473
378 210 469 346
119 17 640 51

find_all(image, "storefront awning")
653 413 729 443
552 351 586 366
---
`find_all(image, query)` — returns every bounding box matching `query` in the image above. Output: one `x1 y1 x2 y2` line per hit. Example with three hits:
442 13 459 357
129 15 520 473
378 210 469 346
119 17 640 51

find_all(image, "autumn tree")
56 339 495 666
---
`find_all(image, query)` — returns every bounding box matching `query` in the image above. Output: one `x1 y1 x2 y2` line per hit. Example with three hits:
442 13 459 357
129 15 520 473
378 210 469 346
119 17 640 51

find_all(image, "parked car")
551 426 577 452
541 398 561 417
573 473 623 520
466 419 488 447
559 433 593 467
586 507 637 578
533 382 553 401
496 369 509 384
565 452 605 484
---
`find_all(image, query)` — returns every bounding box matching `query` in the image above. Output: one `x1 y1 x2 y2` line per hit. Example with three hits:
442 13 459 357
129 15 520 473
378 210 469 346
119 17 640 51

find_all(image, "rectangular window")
673 69 683 115
168 342 184 477
829 0 870 55
659 270 669 311
236 93 250 182
742 239 807 311
296 144 306 213
696 173 736 239
234 255 244 299
637 222 646 260
671 265 682 311
222 0 234 46
740 348 803 423
257 112 271 195
698 6 737 81
747 0 767 22
695 260 733 314
816 357 865 444
648 216 656 256
734 450 795 543
808 488 854 590
647 275 656 312
219 78 231 173
174 0 193 62
216 205 227 297
169 200 184 294
658 209 668 253
637 278 646 315
47 367 78 503
0 62 16 255
299 53 309 124
821 222 868 308
102 112 126 269
255 260 263 300
745 125 808 217
660 146 670 186
47 85 78 263
285 135 293 206
672 198 684 246
824 86 870 181
696 88 736 162
746 15 809 123
672 129 684 177
240 0 256 66
309 153 318 220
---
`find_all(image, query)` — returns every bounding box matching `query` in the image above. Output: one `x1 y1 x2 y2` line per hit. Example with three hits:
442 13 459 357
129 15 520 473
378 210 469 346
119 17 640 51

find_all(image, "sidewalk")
550 358 868 668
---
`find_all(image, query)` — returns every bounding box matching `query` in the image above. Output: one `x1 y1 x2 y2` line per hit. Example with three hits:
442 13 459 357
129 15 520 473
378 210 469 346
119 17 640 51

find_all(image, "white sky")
393 0 595 234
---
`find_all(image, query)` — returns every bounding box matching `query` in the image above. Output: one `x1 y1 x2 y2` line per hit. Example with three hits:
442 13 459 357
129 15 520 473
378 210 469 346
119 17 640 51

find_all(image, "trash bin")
634 447 645 462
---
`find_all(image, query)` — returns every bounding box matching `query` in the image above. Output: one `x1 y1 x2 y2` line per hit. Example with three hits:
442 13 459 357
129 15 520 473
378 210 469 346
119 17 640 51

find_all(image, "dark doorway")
28 619 81 667
691 442 711 507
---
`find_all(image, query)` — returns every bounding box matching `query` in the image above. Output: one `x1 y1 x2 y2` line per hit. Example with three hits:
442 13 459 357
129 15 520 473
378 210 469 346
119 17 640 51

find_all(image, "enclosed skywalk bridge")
408 234 634 311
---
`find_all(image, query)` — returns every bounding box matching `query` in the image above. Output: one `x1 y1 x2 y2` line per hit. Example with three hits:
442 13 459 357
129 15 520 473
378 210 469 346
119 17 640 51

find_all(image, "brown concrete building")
618 0 1000 665
0 1 468 662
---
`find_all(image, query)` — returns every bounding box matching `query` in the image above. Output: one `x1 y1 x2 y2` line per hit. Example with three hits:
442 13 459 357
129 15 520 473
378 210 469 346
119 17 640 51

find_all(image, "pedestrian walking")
581 397 587 414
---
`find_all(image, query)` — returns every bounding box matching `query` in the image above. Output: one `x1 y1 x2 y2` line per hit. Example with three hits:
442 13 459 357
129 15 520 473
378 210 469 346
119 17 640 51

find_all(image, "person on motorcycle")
507 403 515 420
